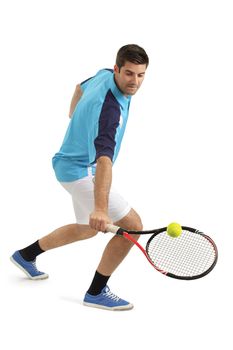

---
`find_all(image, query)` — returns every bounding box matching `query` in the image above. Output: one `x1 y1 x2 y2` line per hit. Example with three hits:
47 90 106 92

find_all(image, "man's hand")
89 210 112 232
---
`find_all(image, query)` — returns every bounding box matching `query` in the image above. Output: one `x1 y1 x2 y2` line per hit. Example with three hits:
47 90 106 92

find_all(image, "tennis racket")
106 224 218 280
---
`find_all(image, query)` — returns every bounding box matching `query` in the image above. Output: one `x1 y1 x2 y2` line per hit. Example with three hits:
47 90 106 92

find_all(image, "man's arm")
68 84 83 118
89 156 112 232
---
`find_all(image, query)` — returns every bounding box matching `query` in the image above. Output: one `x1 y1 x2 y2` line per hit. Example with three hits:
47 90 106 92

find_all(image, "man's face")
114 61 147 96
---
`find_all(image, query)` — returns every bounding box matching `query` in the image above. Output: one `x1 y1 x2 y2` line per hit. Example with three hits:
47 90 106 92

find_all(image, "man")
11 44 149 311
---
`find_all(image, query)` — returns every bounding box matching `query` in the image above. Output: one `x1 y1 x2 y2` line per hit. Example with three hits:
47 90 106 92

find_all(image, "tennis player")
11 44 149 311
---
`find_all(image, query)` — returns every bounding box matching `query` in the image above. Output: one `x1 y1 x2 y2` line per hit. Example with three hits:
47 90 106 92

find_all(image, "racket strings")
147 230 216 277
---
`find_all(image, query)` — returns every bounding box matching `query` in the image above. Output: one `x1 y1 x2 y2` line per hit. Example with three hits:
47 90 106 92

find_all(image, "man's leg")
97 208 142 276
11 224 97 279
39 224 97 251
83 208 142 310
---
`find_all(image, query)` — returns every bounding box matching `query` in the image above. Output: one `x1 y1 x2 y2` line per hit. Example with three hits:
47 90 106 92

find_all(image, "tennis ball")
166 222 182 238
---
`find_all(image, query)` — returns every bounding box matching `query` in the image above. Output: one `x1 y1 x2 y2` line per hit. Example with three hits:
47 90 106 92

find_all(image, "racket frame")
107 225 218 280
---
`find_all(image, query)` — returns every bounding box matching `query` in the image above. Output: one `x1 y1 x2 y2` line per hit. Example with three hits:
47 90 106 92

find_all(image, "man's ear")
114 64 120 73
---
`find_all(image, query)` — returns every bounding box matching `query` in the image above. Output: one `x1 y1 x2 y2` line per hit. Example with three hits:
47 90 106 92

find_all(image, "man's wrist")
94 208 108 213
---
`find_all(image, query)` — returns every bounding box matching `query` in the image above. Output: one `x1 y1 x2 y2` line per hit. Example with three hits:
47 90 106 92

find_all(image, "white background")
1 0 232 349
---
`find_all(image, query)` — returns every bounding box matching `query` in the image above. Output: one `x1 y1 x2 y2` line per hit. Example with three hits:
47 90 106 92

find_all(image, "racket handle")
106 224 120 234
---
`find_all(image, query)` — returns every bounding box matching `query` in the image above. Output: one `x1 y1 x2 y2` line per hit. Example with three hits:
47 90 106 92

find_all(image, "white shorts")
60 175 131 224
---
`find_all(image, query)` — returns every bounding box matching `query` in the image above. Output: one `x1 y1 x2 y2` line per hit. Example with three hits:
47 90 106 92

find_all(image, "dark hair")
116 44 149 70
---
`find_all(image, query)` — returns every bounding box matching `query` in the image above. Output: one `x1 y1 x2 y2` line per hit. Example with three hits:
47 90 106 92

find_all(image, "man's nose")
132 75 138 85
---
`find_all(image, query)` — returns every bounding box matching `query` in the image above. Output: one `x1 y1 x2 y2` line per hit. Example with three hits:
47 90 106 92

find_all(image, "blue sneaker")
10 251 48 280
83 286 133 311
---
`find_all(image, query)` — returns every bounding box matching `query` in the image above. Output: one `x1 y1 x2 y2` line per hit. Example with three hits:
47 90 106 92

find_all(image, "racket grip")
106 224 120 234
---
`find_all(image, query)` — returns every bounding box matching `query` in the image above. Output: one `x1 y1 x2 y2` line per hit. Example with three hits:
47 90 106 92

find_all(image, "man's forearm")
94 156 112 212
69 84 83 118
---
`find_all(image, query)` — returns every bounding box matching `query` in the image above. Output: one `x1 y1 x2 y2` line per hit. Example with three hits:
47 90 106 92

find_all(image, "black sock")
19 240 45 261
87 271 110 295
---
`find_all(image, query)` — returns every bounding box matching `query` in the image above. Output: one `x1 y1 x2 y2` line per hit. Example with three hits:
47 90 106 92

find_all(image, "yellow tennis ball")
166 222 182 238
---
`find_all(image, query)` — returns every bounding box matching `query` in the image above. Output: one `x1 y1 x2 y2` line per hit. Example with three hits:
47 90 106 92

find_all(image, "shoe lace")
104 289 120 302
32 260 40 272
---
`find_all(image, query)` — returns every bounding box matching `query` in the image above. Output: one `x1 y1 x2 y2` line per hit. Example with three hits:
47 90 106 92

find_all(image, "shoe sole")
83 301 134 311
10 256 49 280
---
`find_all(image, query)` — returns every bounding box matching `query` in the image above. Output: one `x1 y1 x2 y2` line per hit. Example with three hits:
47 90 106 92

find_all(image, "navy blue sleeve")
94 90 121 161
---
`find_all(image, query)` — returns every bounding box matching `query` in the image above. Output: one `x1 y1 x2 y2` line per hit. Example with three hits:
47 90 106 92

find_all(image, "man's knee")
114 208 143 232
131 219 143 232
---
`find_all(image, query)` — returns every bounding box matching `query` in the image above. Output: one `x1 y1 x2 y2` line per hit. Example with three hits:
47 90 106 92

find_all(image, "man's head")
114 44 149 96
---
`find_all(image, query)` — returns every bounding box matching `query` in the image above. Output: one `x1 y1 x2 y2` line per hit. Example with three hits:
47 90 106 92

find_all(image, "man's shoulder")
96 68 114 76
82 69 114 101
